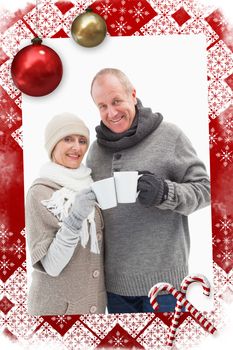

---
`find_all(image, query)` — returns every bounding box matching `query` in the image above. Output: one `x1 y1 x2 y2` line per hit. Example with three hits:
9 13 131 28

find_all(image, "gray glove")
63 187 96 232
137 172 168 206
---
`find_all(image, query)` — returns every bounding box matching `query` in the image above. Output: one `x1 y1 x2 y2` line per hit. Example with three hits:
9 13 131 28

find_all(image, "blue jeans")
107 292 179 313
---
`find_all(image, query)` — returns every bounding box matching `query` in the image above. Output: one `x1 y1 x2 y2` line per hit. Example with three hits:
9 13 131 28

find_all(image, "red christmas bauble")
11 38 63 97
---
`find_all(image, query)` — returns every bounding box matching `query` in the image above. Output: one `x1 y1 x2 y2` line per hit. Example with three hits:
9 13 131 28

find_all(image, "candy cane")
149 282 174 311
149 282 217 336
181 274 210 296
166 274 211 347
166 299 183 347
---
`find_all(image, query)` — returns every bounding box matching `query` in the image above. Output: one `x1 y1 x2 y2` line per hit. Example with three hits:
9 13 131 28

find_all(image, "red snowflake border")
0 0 233 349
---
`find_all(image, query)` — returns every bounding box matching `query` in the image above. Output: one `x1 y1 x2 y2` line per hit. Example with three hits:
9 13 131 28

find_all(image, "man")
86 68 210 314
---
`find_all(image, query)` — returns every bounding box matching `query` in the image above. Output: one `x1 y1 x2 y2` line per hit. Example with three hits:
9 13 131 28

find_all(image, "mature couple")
26 68 210 316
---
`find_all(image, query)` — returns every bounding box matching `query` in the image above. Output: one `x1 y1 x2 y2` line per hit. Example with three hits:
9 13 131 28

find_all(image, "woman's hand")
72 188 96 220
63 188 96 231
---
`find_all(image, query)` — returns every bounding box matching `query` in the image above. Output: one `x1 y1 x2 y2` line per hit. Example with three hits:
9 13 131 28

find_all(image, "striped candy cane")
149 282 174 311
166 299 183 347
166 274 211 347
181 274 210 295
148 281 217 346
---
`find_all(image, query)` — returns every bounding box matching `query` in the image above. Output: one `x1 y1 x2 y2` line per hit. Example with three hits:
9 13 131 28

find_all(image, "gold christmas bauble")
71 9 107 48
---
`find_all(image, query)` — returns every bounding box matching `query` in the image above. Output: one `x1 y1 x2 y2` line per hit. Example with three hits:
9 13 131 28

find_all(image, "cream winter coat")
26 178 106 315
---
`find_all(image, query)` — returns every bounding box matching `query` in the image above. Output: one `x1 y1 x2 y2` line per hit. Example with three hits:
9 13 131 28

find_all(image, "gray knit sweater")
86 120 210 296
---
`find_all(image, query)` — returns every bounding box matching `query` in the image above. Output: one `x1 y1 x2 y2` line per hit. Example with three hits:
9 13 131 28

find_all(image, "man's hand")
137 172 168 206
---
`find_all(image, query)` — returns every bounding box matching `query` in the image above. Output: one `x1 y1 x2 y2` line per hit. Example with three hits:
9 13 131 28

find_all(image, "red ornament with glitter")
11 37 63 97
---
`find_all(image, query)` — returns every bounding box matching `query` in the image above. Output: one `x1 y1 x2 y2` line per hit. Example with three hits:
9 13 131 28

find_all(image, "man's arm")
137 131 210 216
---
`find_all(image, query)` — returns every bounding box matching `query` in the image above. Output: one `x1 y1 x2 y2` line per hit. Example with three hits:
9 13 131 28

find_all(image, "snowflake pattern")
216 145 232 166
207 41 233 80
11 126 23 148
140 14 179 36
1 20 33 58
175 317 206 349
91 0 157 36
208 80 232 116
0 60 21 99
212 234 221 247
218 105 233 144
137 317 168 348
24 2 63 38
0 0 233 349
108 330 130 347
95 0 117 20
181 18 219 47
0 224 13 243
209 127 222 148
0 107 21 129
128 2 150 24
215 215 233 235
118 312 155 337
51 315 73 329
110 16 132 35
225 116 233 132
80 313 119 339
0 256 15 276
9 239 25 260
213 263 233 304
69 0 90 12
0 225 25 266
219 250 233 269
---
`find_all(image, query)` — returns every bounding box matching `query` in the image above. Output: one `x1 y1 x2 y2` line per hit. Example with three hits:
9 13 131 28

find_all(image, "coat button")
115 153 122 160
90 305 97 313
93 270 100 278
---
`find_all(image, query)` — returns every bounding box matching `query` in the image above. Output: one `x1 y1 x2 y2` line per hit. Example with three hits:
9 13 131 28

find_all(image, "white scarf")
40 161 100 254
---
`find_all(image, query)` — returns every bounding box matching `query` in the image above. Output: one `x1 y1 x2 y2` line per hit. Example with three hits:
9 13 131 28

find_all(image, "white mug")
113 171 141 203
91 177 117 210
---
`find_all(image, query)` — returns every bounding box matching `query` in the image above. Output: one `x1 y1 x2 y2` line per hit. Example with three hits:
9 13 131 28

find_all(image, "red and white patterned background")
0 0 232 349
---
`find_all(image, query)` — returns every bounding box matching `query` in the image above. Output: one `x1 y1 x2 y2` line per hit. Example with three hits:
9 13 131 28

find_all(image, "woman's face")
52 134 88 169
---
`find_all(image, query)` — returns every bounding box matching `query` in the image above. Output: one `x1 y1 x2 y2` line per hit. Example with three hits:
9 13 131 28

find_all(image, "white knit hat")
45 112 90 159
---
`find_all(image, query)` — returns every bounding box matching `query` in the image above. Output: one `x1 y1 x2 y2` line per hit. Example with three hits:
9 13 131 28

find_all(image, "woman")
26 112 106 315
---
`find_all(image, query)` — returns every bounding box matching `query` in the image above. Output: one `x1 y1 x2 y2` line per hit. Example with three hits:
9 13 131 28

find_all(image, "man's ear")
132 88 137 104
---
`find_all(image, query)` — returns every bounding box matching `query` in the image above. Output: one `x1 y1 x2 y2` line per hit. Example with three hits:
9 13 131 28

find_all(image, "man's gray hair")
90 68 134 96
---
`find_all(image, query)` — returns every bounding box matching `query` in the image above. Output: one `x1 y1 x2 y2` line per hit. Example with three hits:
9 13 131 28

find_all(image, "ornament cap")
31 37 43 45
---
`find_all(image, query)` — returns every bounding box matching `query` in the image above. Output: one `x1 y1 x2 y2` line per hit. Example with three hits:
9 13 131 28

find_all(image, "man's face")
92 74 137 133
